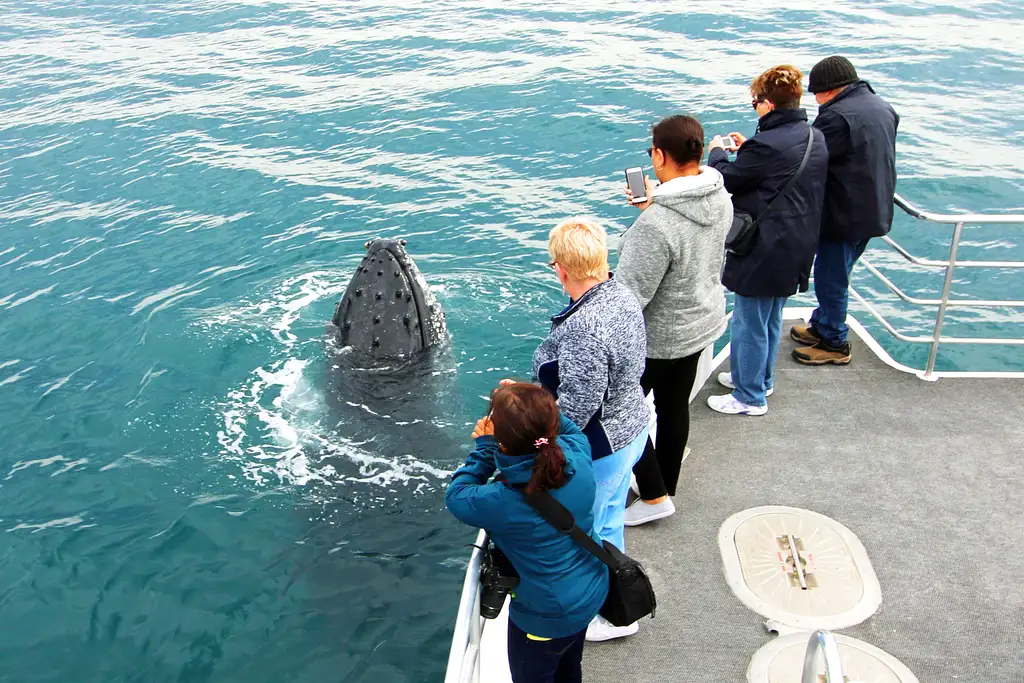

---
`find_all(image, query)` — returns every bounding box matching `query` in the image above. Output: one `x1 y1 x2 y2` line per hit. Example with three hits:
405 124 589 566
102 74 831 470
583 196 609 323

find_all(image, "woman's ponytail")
525 438 566 495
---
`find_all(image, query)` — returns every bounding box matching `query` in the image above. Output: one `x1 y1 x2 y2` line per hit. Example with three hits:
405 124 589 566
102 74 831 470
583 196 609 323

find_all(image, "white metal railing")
444 529 487 683
802 630 844 683
854 194 1024 379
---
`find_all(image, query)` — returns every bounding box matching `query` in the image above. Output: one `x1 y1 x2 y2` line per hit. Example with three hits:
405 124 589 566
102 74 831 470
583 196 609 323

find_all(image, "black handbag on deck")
725 127 815 257
522 490 656 627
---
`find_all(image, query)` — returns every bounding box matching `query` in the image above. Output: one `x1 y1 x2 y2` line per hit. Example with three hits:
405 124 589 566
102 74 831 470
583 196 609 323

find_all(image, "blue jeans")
731 295 787 407
591 426 648 551
809 238 870 347
507 620 586 683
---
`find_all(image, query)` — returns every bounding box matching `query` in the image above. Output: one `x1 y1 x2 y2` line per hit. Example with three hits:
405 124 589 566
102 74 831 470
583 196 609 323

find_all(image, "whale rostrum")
331 238 448 359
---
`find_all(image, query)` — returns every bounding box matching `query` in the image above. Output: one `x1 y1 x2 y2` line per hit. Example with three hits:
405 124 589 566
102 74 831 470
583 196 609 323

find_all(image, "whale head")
331 238 448 359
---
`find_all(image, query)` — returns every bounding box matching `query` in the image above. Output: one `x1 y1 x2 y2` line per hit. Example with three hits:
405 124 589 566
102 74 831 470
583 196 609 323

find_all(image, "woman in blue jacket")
705 64 829 415
446 383 609 683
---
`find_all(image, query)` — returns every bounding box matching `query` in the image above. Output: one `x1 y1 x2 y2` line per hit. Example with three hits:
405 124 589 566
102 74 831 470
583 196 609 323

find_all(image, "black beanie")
808 56 859 93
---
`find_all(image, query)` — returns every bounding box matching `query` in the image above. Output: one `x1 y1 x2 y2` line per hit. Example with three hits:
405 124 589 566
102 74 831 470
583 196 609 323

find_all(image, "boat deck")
583 321 1024 682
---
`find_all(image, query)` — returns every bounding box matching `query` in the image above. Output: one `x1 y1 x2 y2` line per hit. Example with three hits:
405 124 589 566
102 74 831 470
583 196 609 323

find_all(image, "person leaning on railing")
705 64 829 416
525 217 650 643
790 56 900 366
445 383 609 683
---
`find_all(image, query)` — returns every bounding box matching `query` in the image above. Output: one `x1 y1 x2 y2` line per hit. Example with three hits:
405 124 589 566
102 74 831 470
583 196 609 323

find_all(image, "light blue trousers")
591 426 649 551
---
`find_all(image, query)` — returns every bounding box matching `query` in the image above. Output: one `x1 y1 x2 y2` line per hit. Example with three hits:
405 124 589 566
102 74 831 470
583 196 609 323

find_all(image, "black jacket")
708 108 828 298
813 81 899 242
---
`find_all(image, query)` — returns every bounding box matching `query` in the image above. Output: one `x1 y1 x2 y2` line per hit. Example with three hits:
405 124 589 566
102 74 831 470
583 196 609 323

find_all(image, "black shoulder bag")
523 490 656 627
725 127 815 257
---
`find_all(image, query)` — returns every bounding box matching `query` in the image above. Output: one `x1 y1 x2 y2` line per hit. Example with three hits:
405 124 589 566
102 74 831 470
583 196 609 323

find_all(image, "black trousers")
631 350 704 499
507 620 586 683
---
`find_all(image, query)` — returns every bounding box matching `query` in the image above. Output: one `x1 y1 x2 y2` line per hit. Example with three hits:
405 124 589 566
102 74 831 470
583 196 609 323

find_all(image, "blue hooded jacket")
445 416 609 638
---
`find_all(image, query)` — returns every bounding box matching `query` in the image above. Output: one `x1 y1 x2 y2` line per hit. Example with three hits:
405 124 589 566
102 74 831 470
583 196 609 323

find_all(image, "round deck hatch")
747 632 919 683
719 506 881 630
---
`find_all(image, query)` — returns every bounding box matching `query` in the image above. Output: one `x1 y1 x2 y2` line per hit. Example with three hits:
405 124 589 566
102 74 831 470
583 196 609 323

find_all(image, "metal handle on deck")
802 630 844 683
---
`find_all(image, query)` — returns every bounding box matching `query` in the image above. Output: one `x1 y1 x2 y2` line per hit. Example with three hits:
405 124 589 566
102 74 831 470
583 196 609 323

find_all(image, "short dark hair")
651 115 704 166
751 65 804 109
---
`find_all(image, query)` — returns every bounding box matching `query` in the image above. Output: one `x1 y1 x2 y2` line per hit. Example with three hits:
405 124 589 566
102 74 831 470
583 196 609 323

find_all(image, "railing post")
802 630 844 683
924 221 965 379
470 589 482 683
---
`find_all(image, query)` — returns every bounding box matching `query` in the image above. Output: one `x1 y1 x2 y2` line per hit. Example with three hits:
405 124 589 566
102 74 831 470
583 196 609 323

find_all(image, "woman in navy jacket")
446 383 608 683
705 64 828 415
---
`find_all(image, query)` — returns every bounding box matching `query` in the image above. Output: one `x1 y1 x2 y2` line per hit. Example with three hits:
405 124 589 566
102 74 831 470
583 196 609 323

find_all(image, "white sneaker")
717 371 773 396
624 496 675 527
585 615 639 642
707 393 768 416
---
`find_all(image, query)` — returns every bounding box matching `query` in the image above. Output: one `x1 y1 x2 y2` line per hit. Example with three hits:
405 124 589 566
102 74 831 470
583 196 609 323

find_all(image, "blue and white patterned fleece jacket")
531 276 650 458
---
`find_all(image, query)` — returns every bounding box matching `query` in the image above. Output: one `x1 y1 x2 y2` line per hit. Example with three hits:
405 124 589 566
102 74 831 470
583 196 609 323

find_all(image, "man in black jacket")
791 56 899 365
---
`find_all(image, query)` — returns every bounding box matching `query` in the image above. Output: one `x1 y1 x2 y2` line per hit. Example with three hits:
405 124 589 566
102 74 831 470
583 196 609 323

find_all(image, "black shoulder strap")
754 126 815 225
522 490 619 570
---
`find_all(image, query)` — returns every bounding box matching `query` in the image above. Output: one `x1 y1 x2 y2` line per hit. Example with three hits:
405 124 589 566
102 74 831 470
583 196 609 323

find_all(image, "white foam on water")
216 356 451 493
6 455 69 480
0 362 35 388
98 450 171 472
6 515 87 534
38 362 92 398
196 269 348 349
3 285 56 309
205 268 453 493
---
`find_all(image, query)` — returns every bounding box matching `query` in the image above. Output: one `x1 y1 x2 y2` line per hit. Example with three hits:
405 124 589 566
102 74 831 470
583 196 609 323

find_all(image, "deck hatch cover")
720 506 881 630
746 632 920 683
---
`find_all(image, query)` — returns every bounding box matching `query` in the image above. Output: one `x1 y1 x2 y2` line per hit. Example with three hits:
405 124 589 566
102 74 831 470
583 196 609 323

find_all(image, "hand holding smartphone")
625 167 647 204
717 134 736 150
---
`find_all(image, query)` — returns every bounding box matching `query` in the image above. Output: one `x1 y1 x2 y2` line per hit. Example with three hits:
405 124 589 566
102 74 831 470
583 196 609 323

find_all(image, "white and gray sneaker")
717 372 773 396
624 496 675 527
585 615 639 642
707 393 768 416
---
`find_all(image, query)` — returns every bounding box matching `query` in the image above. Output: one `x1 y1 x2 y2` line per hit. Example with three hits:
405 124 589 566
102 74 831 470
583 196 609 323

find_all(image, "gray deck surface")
583 322 1024 682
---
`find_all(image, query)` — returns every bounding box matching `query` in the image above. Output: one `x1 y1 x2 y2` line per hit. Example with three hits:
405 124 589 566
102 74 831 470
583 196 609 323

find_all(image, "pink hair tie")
534 437 549 448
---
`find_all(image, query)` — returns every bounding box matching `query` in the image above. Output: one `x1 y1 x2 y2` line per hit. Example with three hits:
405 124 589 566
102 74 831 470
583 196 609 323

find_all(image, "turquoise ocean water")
1 2 1022 681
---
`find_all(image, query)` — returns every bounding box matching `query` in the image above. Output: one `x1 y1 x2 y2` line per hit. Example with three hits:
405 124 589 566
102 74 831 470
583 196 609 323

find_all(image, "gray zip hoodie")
616 167 732 359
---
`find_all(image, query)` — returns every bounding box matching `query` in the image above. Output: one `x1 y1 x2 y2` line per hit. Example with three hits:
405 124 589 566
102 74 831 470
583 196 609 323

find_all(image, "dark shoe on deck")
792 342 852 365
790 323 822 346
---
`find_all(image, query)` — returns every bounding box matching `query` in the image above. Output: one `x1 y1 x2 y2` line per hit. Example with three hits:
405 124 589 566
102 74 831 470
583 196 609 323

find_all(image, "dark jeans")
631 350 704 500
809 238 870 347
507 620 587 683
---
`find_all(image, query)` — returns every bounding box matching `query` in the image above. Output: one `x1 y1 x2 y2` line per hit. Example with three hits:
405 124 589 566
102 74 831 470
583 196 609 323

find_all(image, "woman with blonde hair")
705 65 829 415
518 217 649 641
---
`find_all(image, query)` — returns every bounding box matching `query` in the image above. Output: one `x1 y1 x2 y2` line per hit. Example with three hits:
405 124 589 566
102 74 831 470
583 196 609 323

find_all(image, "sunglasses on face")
646 147 653 157
751 96 766 109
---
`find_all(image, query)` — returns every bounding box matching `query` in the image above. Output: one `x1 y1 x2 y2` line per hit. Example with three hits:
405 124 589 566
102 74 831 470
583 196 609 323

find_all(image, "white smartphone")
718 134 735 148
625 167 647 203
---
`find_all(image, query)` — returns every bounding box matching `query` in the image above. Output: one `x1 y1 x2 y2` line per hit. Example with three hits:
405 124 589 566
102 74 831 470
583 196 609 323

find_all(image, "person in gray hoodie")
617 115 732 526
